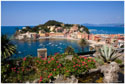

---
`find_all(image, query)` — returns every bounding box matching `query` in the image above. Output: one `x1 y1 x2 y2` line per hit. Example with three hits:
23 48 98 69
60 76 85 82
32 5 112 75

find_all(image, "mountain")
82 23 124 27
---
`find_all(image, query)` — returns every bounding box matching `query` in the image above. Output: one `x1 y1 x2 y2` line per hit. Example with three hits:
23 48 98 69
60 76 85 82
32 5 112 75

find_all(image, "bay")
1 26 124 58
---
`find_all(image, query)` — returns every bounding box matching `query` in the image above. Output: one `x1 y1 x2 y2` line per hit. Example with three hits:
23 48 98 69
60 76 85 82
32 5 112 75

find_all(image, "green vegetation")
120 45 124 48
17 20 90 34
1 35 17 83
98 45 122 63
1 35 16 60
93 57 104 65
78 25 90 34
79 39 89 52
1 54 96 83
44 20 62 26
115 59 122 64
64 46 75 55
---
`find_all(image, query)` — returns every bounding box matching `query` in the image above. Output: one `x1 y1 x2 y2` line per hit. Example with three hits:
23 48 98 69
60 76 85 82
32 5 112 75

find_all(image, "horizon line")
1 23 124 26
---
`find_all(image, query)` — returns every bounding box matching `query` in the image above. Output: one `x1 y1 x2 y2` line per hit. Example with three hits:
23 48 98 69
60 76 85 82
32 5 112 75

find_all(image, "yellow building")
39 30 45 37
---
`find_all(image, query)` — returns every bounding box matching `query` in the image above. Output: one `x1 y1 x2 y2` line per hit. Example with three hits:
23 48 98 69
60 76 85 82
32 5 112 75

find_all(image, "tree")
31 26 39 33
44 20 62 26
42 26 50 33
80 25 90 34
64 46 75 55
1 35 16 61
79 39 89 52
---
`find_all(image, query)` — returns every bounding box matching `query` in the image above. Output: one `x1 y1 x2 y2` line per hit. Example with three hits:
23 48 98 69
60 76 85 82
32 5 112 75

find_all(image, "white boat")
59 43 62 45
18 51 21 54
49 43 52 44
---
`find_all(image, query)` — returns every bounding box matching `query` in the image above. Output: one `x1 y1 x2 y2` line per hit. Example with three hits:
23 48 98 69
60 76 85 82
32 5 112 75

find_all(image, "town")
2 1 124 83
14 20 124 49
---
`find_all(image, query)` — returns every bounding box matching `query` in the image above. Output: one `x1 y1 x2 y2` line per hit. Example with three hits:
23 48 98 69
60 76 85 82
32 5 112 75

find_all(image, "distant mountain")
81 23 96 27
82 23 124 27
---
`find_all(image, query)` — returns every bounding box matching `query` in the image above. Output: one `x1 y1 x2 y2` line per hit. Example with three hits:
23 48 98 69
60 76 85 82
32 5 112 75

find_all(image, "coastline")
39 36 80 41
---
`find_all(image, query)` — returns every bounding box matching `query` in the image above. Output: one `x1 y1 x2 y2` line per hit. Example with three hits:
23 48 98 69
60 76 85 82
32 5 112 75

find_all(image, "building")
55 27 63 32
77 32 82 39
16 32 37 40
26 32 37 39
47 26 55 32
17 34 26 40
49 33 64 37
37 48 47 58
39 30 45 37
70 24 78 33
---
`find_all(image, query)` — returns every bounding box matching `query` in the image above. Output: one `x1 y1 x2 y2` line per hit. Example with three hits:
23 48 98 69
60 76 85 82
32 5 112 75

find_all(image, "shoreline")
14 36 106 46
39 36 80 41
13 36 80 41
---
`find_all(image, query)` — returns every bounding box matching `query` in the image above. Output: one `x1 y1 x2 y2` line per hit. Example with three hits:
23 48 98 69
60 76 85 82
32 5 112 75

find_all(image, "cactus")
98 45 122 63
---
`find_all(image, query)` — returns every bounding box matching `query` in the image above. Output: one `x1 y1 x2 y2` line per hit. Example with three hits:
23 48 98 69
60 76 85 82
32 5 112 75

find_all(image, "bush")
2 54 96 83
115 59 122 64
64 46 75 55
93 57 104 65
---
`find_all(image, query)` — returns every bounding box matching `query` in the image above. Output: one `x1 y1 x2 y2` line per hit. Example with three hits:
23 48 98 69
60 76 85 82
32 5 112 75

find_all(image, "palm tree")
1 35 16 60
79 39 89 52
64 46 75 55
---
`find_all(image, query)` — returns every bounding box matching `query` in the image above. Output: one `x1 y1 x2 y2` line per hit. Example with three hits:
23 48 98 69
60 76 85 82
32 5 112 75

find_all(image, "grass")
115 59 122 64
93 57 104 65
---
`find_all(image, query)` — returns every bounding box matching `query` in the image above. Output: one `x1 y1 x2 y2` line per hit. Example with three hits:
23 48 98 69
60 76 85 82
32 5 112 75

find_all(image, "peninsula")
14 20 124 48
14 20 89 40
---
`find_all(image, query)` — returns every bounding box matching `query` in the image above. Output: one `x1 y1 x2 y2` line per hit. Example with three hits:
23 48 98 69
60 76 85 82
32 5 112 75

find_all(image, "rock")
65 55 73 61
53 75 78 83
100 62 119 83
32 78 39 83
89 68 100 73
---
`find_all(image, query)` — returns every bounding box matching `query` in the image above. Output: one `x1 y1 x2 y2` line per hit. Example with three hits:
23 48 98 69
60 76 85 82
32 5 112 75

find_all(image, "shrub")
2 54 96 83
93 57 104 65
115 59 122 64
64 46 75 55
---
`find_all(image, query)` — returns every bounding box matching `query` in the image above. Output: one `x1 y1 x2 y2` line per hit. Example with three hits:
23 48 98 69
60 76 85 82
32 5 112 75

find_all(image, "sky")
1 1 124 26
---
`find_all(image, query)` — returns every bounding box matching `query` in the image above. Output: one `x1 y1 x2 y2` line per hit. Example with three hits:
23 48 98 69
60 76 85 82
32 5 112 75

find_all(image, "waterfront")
1 1 124 83
1 26 124 36
1 26 124 58
11 39 89 58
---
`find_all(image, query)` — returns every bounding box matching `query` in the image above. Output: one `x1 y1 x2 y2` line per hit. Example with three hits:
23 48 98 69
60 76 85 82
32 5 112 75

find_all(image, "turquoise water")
11 39 87 58
1 26 124 58
87 26 124 34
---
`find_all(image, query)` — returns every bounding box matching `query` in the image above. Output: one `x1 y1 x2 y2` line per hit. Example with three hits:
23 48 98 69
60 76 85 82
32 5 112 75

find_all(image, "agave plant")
98 44 122 63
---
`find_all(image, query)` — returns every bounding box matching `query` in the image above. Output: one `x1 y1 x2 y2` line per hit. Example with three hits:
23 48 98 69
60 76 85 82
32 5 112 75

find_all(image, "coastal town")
1 1 124 83
14 20 124 49
10 21 124 83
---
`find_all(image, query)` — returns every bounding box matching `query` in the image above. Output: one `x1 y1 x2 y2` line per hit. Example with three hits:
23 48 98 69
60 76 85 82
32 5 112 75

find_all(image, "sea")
1 26 124 58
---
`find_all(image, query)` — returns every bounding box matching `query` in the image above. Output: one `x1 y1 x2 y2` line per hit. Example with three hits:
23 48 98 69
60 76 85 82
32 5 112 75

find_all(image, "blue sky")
1 1 124 26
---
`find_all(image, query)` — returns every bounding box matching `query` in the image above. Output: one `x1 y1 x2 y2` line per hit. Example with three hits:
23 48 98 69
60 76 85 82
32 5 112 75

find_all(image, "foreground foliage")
1 54 96 83
1 35 17 82
64 46 75 55
1 35 16 60
98 45 122 63
79 39 89 52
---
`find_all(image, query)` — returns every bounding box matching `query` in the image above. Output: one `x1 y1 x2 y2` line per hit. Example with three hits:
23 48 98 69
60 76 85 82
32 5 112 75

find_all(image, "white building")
17 32 37 40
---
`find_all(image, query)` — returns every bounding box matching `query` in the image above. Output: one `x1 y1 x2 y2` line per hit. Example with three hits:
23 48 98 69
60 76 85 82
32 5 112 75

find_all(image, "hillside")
16 20 90 34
